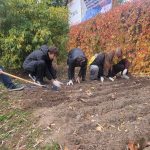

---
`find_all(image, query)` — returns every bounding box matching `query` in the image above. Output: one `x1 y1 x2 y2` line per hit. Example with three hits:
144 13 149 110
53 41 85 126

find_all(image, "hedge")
68 0 150 75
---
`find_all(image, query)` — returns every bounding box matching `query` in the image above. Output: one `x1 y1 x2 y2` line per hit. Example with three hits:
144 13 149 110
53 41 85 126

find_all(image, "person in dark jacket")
89 53 105 81
0 66 24 91
111 48 130 79
23 45 63 87
89 51 115 82
67 48 88 86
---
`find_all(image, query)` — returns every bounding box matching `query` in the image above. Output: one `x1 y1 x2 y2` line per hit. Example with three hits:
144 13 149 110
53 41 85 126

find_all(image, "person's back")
23 45 51 71
67 48 88 86
90 52 105 66
68 48 86 65
89 52 105 81
89 51 115 82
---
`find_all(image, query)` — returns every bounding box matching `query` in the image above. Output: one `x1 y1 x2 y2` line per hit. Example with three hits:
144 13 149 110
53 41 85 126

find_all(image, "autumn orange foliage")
68 0 150 75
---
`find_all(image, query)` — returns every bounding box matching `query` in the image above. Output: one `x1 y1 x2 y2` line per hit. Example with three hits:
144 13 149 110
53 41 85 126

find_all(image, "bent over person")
23 45 62 87
89 51 115 83
67 48 88 86
111 48 130 79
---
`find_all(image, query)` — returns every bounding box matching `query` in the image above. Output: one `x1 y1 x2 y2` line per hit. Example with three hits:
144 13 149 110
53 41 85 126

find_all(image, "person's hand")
52 80 63 88
67 80 73 86
109 77 115 82
123 69 128 75
0 69 3 74
100 77 104 83
75 77 81 83
56 80 63 85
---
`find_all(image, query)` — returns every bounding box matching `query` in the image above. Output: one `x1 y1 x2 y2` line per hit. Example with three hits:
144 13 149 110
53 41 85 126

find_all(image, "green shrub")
0 0 69 69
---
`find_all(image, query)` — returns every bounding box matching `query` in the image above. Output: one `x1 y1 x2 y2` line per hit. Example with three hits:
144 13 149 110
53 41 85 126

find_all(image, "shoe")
121 75 130 79
29 74 36 82
8 84 24 91
109 77 115 82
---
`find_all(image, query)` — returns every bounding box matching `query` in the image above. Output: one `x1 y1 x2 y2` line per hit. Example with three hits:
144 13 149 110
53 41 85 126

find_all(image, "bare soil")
8 76 150 150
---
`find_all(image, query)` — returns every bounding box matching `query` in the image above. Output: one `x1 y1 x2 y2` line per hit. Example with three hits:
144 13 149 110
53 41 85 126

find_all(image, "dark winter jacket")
67 48 87 80
90 52 115 77
90 53 105 67
23 45 56 79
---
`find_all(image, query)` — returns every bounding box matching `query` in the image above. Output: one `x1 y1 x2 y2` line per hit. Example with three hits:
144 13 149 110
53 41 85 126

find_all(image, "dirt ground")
3 75 149 150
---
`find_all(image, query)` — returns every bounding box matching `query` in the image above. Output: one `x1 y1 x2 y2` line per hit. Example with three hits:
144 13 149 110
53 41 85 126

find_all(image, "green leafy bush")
0 0 69 68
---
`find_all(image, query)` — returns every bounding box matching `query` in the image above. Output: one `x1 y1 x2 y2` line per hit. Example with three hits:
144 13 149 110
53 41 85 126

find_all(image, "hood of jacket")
40 45 49 55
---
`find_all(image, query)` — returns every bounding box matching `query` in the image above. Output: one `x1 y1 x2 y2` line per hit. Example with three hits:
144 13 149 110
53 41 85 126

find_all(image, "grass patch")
0 109 30 140
0 88 59 150
26 127 43 149
0 114 8 122
42 142 60 150
0 90 32 149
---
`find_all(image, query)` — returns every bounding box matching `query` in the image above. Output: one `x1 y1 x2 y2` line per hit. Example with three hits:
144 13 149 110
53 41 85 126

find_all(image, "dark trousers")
23 60 56 82
68 65 87 81
98 65 104 78
79 65 87 80
111 59 128 77
0 66 15 88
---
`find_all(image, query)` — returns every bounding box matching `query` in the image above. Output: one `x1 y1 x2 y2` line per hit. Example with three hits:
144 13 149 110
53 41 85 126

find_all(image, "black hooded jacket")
67 48 87 80
23 45 56 79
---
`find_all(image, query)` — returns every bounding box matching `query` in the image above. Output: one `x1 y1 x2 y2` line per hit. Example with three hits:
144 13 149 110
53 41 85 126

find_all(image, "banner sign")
68 0 82 26
68 0 112 26
82 0 112 21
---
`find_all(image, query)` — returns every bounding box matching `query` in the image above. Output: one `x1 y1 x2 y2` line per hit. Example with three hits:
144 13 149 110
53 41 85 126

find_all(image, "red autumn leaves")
68 0 150 75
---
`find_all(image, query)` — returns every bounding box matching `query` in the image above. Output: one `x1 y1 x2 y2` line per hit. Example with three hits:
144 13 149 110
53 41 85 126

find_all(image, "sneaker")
8 84 24 91
29 74 36 82
121 74 130 79
109 77 115 82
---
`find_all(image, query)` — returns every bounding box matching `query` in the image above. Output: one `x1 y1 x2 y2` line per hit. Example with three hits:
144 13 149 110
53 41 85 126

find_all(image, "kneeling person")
23 45 62 87
67 48 88 86
89 51 115 82
112 48 130 79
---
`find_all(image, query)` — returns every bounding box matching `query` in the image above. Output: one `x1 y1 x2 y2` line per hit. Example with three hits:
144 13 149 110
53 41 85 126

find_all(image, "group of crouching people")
67 47 130 86
0 45 130 91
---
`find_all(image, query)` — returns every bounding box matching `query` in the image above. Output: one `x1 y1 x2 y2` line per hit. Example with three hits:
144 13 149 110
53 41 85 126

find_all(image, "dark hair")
48 47 58 55
76 56 86 66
